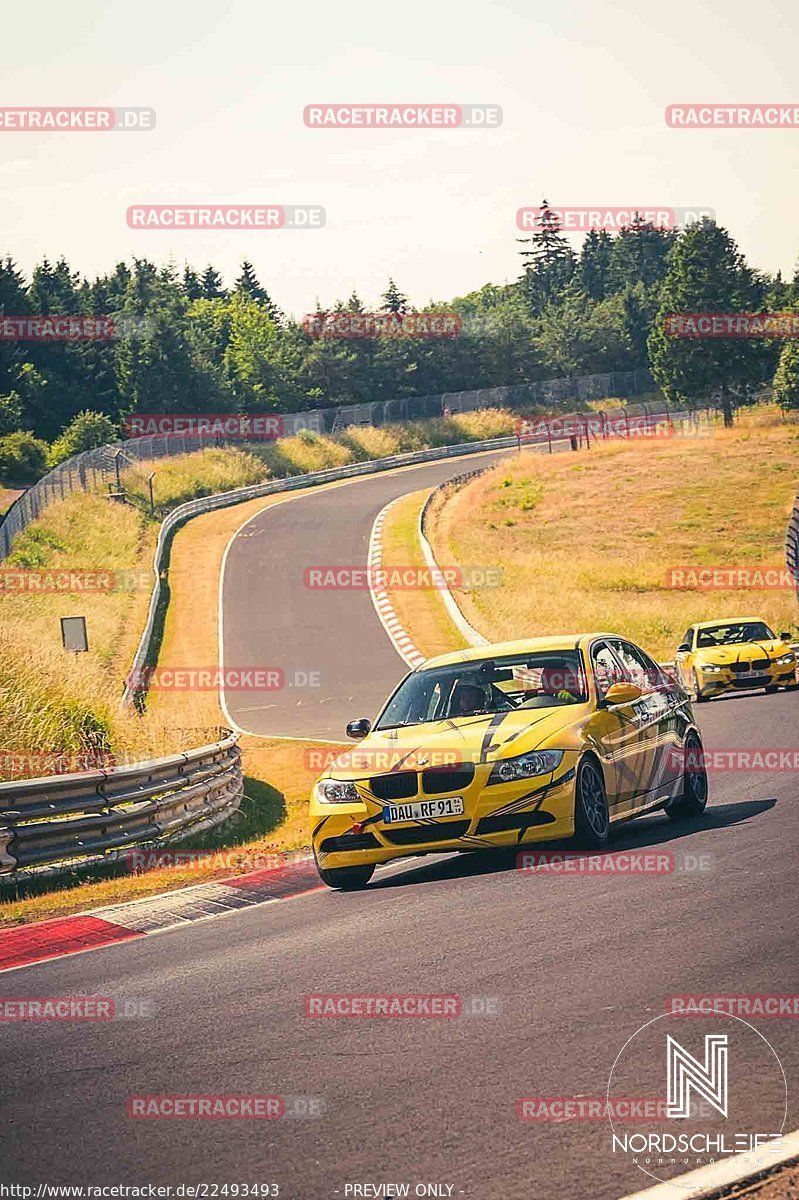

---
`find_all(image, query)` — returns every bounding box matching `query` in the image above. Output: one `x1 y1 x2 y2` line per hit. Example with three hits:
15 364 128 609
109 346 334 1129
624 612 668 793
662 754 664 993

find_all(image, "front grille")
475 810 556 834
320 832 381 853
369 772 417 801
729 660 769 675
383 820 470 845
422 764 475 794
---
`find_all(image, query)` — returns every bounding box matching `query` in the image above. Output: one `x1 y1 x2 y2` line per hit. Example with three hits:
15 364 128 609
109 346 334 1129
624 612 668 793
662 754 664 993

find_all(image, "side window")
681 627 694 649
609 639 657 692
591 642 625 697
634 645 672 694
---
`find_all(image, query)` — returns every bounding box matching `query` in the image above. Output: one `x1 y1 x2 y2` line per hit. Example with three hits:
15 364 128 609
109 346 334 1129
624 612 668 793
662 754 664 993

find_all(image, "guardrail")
0 731 242 879
787 484 799 603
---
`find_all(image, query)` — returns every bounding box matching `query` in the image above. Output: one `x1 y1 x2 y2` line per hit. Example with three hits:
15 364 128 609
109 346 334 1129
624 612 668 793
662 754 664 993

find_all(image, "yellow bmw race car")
310 634 707 890
674 617 797 703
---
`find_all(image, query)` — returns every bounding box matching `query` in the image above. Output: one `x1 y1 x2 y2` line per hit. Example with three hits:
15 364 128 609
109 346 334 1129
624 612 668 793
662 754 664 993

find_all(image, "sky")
1 0 797 318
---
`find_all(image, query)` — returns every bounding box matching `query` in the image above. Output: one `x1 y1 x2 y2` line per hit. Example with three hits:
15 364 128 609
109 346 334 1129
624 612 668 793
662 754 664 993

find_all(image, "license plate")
382 796 465 824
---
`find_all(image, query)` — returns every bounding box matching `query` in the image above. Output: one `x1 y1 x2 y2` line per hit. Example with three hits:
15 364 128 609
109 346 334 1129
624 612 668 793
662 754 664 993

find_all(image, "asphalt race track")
220 449 510 739
1 453 797 1200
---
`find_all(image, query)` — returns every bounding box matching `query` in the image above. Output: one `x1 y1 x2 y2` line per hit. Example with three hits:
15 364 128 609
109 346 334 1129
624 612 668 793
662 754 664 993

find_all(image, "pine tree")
234 260 281 322
182 266 203 300
235 261 268 303
381 279 409 314
772 332 799 410
200 265 227 300
517 200 575 308
577 231 613 300
648 219 765 426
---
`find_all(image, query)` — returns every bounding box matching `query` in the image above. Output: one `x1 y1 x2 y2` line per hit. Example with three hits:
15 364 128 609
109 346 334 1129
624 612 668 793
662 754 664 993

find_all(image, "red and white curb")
617 1126 799 1198
0 853 323 974
368 499 426 669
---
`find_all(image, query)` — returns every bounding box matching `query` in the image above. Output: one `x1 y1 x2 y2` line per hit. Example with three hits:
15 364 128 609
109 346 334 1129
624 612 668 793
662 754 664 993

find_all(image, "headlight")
314 779 361 804
488 749 564 785
776 654 795 666
699 664 723 674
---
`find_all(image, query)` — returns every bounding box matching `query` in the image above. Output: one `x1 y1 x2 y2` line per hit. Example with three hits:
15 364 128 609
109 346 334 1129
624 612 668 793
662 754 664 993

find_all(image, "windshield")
696 621 775 648
375 651 588 730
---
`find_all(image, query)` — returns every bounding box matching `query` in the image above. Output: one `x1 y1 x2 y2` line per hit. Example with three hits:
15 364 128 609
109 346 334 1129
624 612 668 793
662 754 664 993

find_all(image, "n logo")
666 1034 728 1119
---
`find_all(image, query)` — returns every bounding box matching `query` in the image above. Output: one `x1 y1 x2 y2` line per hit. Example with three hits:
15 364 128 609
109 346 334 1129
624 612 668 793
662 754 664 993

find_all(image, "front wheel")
315 861 375 891
765 684 779 694
692 670 708 702
574 757 610 849
666 732 708 821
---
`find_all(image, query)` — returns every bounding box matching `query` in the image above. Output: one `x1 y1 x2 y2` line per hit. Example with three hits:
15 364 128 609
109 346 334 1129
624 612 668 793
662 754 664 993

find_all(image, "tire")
666 732 708 821
315 861 375 891
765 685 778 694
574 756 610 849
692 670 708 702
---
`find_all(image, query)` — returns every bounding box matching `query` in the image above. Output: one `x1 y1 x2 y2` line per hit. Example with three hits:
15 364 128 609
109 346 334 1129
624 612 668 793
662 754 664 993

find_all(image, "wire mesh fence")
0 368 655 560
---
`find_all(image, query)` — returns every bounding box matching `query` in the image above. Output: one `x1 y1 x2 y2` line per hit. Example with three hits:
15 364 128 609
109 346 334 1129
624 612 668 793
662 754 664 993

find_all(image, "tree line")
1 205 798 480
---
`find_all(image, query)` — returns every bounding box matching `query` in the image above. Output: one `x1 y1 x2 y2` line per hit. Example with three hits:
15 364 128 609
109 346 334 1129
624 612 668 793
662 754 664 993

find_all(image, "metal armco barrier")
0 732 242 878
787 485 799 602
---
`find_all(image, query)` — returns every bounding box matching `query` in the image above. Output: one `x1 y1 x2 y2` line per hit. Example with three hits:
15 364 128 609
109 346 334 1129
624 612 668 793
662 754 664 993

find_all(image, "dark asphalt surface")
1 456 797 1200
220 450 510 739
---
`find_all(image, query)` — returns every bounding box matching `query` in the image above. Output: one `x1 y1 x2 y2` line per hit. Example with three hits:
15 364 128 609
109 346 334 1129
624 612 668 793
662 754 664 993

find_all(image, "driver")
449 679 489 717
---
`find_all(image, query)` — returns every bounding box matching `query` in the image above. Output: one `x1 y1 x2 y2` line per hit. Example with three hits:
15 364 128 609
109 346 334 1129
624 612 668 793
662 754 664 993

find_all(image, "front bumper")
311 757 578 870
697 660 795 696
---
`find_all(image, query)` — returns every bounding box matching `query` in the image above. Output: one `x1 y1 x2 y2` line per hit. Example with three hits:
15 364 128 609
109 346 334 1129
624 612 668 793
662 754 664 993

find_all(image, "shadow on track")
364 797 777 893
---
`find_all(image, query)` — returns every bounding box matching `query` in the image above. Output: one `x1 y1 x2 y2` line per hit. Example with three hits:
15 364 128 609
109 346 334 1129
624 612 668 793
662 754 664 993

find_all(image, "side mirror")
604 682 643 705
346 718 371 740
780 632 792 642
676 643 691 654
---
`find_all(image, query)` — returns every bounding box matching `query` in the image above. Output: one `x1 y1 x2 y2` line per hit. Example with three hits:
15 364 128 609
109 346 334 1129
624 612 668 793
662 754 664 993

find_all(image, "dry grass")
380 490 465 659
427 407 799 661
125 446 265 511
0 493 177 766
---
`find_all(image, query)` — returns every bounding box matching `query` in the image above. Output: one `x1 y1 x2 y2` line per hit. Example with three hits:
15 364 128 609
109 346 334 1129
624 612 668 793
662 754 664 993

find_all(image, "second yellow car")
674 617 796 702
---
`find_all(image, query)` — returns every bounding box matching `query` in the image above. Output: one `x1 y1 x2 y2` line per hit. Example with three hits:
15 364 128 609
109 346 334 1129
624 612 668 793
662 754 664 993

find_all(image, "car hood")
695 640 790 665
323 707 585 779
